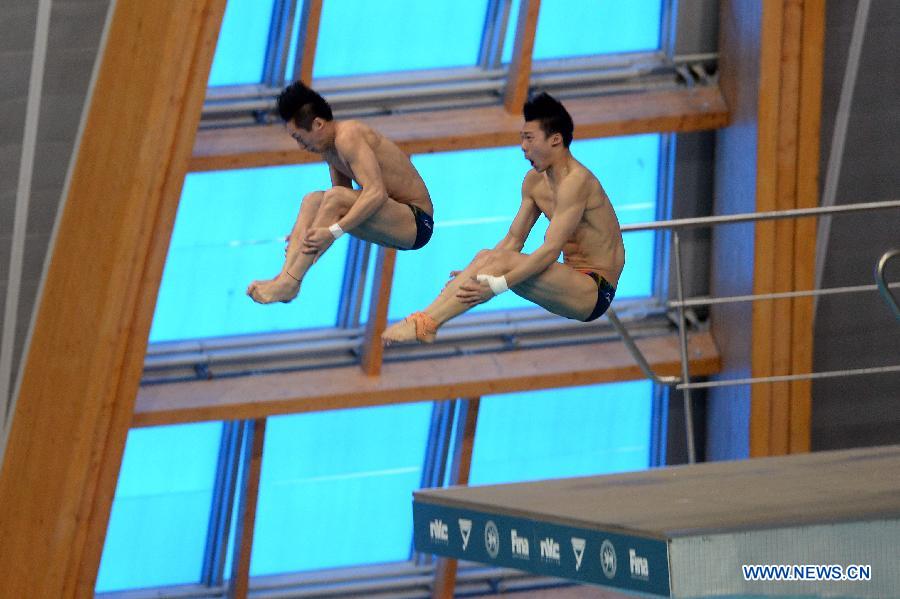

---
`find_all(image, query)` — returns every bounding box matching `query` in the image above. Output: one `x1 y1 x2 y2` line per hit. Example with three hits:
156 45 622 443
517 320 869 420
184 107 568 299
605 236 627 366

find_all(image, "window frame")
199 0 718 127
111 0 719 595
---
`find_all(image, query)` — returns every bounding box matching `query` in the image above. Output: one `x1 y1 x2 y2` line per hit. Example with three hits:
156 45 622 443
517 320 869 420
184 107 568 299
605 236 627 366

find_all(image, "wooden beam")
770 0 801 456
360 247 397 376
228 419 267 599
789 0 824 453
504 0 541 113
448 398 480 487
432 398 480 599
189 86 729 172
296 0 323 84
711 1 823 460
749 0 783 458
133 332 720 427
76 6 228 592
0 1 226 596
750 0 823 458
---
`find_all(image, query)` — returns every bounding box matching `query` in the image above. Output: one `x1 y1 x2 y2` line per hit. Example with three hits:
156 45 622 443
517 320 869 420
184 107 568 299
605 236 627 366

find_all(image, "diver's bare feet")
246 274 300 304
382 312 438 346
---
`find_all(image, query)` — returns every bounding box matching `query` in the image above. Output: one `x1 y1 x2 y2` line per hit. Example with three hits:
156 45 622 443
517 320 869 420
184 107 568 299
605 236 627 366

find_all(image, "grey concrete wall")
811 0 900 450
1 0 111 431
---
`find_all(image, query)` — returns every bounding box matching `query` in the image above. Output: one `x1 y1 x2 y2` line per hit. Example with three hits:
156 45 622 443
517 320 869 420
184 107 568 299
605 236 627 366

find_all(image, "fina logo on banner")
629 548 650 580
511 529 530 559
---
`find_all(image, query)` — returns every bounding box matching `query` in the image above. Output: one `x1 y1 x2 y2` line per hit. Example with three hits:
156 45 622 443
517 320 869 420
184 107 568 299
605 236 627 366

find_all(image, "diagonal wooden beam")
504 0 541 113
0 1 226 596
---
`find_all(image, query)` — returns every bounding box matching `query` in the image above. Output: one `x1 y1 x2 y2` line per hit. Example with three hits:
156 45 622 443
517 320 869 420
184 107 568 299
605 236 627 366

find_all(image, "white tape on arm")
476 274 509 295
328 223 344 239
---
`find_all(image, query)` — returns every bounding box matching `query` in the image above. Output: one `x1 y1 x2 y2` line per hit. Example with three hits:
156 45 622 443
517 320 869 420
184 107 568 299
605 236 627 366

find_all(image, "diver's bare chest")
532 187 559 218
325 154 355 179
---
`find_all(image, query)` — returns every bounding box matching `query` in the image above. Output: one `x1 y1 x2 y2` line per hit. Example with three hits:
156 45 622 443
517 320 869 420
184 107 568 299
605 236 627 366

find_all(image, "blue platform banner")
413 500 671 597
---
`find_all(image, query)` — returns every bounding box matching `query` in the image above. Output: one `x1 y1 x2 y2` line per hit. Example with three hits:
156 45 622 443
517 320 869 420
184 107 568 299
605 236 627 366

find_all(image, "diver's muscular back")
325 120 433 214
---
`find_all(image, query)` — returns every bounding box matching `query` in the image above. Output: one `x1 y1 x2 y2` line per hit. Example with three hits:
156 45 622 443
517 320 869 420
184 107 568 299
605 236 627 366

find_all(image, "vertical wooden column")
228 419 268 599
711 0 824 460
789 1 825 453
751 0 824 457
0 1 226 597
503 0 541 113
296 0 323 83
360 247 397 376
432 398 481 599
748 0 786 457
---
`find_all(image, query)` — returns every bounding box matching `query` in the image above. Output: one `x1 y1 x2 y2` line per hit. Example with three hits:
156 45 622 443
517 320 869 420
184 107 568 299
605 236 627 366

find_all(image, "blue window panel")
469 381 653 486
95 422 222 592
390 135 658 320
575 134 660 299
150 164 348 342
250 403 432 574
503 0 662 63
313 0 490 78
356 244 381 326
501 0 522 65
390 147 533 320
285 3 306 82
208 0 276 86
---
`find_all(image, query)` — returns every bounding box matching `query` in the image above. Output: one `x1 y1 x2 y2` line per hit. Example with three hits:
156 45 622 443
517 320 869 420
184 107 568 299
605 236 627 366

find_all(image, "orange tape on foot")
407 311 438 343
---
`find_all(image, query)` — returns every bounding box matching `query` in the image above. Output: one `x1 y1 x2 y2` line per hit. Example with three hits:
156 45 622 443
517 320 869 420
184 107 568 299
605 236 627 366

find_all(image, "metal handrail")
672 231 697 463
615 200 900 466
620 199 900 232
875 249 900 321
678 364 900 390
668 281 900 308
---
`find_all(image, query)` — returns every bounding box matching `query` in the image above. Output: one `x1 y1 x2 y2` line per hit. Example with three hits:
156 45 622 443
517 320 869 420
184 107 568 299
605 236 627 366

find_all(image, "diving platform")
413 445 900 598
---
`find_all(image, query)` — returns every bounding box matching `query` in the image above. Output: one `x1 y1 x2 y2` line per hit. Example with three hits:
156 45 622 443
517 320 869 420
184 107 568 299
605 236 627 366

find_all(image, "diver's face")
520 120 554 172
286 118 325 153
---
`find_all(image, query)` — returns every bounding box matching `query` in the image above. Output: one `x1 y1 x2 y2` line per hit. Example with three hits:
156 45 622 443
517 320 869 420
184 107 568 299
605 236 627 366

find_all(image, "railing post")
672 231 697 464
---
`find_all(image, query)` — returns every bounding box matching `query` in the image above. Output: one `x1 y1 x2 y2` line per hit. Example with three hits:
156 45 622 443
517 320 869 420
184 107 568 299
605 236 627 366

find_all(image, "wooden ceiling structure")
0 1 826 597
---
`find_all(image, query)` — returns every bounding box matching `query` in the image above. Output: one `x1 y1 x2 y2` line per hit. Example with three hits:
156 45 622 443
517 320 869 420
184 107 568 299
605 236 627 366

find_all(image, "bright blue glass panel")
577 134 659 298
95 422 222 592
503 0 662 63
150 164 348 342
250 403 432 574
285 3 305 81
313 0 490 78
501 0 522 64
391 146 533 320
469 381 653 485
389 134 658 320
208 0 276 86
